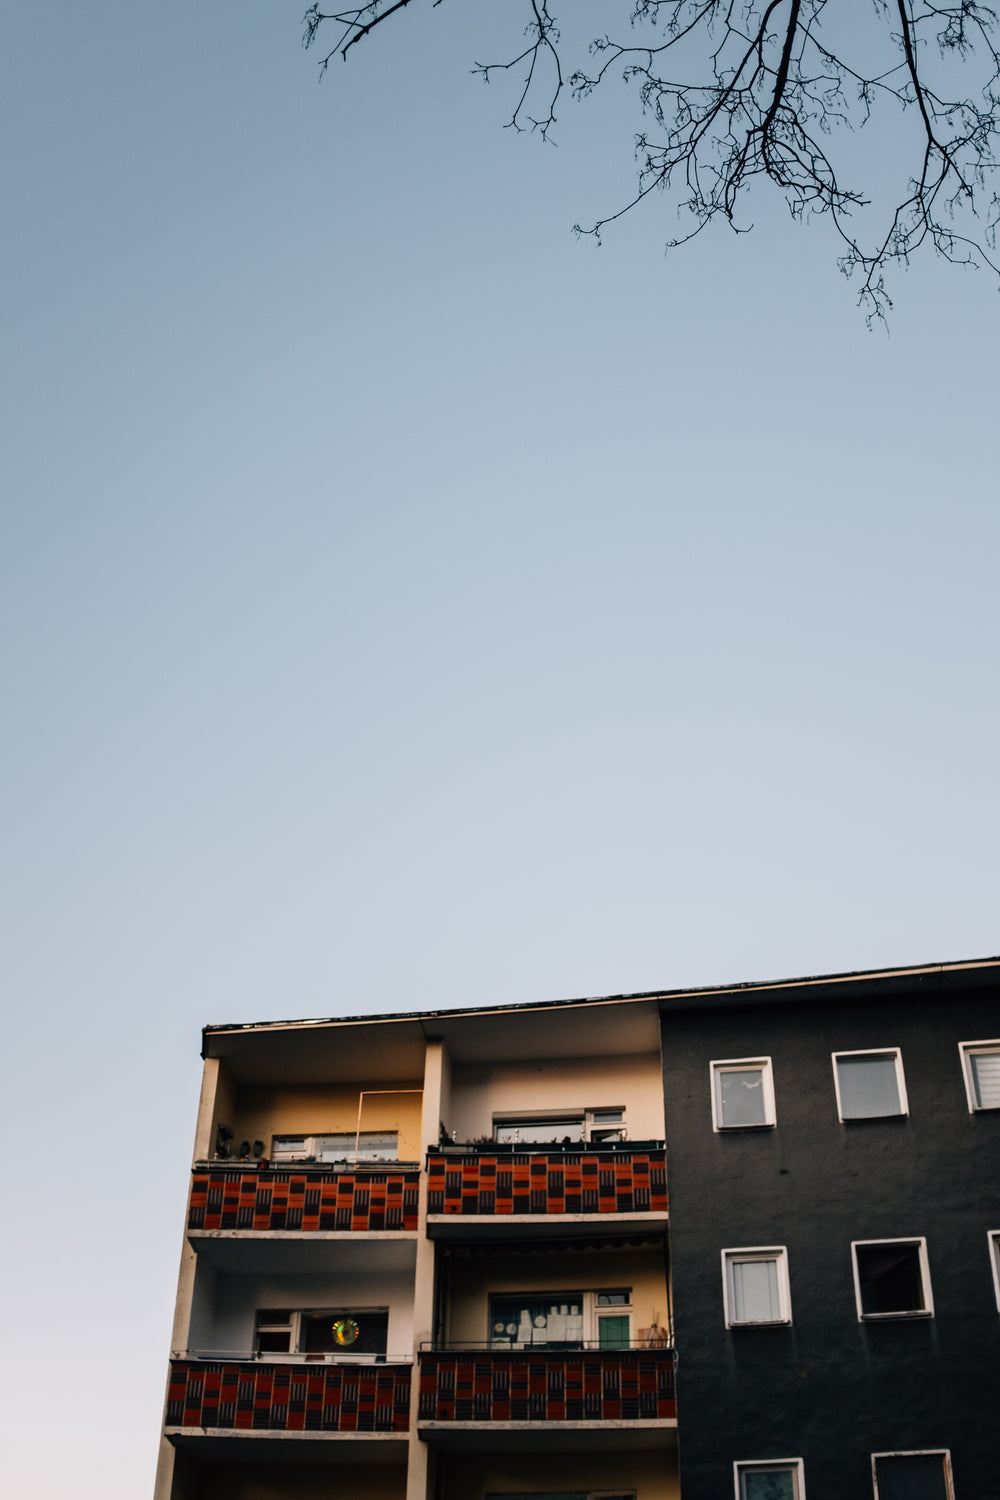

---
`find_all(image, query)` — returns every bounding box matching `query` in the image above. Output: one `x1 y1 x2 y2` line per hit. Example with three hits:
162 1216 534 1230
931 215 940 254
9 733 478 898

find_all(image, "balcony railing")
187 1165 420 1233
166 1358 411 1432
417 1347 676 1422
426 1149 667 1217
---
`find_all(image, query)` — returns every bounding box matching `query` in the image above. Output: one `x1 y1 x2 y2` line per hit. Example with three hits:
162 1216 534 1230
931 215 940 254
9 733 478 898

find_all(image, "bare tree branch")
302 0 1000 319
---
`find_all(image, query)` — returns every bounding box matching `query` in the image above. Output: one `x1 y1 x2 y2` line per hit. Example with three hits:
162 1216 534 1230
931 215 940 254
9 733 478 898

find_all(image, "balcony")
165 1358 412 1437
417 1345 676 1430
425 1148 667 1237
187 1165 420 1234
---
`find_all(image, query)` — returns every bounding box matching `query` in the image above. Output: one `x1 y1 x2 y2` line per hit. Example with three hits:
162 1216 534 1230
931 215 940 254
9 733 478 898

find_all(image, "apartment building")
659 956 1000 1500
156 956 999 1500
156 993 676 1500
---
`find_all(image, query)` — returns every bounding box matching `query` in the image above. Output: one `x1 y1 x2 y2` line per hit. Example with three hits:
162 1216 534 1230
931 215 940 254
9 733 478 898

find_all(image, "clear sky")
2 3 997 1494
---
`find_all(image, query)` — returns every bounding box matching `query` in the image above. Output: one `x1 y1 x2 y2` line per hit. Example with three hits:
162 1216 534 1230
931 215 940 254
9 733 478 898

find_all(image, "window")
722 1249 792 1327
711 1058 776 1129
832 1050 908 1120
958 1039 1000 1110
488 1493 635 1499
735 1460 805 1499
852 1239 933 1319
488 1289 632 1348
872 1451 953 1499
270 1131 398 1163
989 1231 1000 1312
494 1108 626 1145
254 1306 389 1358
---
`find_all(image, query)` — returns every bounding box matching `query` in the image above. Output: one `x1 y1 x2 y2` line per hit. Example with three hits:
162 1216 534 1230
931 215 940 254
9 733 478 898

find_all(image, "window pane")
875 1454 949 1499
495 1119 583 1144
300 1310 388 1355
857 1244 925 1314
742 1469 797 1500
313 1132 398 1162
732 1258 781 1322
597 1314 630 1348
838 1056 901 1118
971 1050 1000 1108
719 1069 767 1126
490 1297 584 1347
256 1330 291 1352
272 1136 307 1158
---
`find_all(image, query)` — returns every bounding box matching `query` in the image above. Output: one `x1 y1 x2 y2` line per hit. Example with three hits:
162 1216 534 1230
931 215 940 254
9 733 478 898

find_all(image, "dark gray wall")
660 976 1000 1499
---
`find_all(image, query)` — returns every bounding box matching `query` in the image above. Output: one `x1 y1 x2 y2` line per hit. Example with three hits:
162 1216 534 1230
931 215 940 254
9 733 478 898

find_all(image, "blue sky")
2 3 997 1493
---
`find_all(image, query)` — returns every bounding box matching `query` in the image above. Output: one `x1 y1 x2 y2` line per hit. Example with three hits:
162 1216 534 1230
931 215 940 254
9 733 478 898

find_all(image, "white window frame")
989 1230 1000 1313
958 1038 1000 1111
488 1288 633 1348
493 1108 626 1146
710 1057 777 1131
851 1237 934 1321
722 1247 792 1328
734 1458 806 1498
832 1048 908 1121
871 1449 954 1499
270 1130 398 1164
254 1304 391 1361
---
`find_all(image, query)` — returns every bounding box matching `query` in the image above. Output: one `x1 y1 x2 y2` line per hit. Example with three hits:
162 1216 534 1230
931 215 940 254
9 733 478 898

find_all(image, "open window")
270 1131 398 1164
493 1109 626 1146
872 1451 953 1499
722 1248 792 1327
711 1058 777 1130
832 1050 908 1121
958 1039 1000 1111
989 1230 1000 1313
852 1239 933 1319
254 1306 389 1359
488 1289 633 1349
734 1460 806 1499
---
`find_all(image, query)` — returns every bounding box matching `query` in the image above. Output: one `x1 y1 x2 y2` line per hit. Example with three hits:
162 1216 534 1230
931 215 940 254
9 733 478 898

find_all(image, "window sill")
727 1319 792 1329
859 1310 933 1321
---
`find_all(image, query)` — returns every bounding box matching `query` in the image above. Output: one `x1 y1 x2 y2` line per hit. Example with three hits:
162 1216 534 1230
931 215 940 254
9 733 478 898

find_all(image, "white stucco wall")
447 1053 665 1142
187 1268 415 1362
445 1243 669 1345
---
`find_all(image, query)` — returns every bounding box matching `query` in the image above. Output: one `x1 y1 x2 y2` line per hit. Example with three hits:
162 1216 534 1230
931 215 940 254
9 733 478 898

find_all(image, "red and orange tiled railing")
166 1359 411 1432
426 1149 667 1216
417 1348 676 1421
187 1166 420 1232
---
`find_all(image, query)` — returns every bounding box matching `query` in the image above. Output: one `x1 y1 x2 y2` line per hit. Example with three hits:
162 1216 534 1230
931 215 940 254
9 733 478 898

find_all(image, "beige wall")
204 1059 237 1164
447 1054 665 1143
214 1081 424 1161
439 1447 679 1500
177 1457 406 1499
445 1244 669 1344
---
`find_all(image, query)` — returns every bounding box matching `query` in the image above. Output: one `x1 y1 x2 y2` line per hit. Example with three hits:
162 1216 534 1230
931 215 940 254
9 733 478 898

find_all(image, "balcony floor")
418 1420 677 1453
166 1430 408 1464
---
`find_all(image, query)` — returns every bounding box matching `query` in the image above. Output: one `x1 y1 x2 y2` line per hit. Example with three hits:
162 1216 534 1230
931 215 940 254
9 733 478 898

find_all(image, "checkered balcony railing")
417 1348 676 1422
165 1359 412 1432
426 1150 668 1216
187 1166 420 1233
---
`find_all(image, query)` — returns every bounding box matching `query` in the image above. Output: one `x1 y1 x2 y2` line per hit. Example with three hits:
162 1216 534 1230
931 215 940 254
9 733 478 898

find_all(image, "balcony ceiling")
187 1231 418 1274
204 998 661 1084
